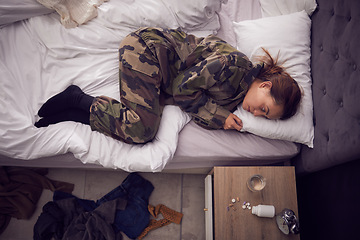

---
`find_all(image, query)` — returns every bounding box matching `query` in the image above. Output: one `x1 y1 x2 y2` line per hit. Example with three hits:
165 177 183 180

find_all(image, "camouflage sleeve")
172 55 231 130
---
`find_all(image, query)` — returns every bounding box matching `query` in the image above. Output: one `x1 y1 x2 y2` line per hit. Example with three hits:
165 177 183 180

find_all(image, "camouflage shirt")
136 27 261 129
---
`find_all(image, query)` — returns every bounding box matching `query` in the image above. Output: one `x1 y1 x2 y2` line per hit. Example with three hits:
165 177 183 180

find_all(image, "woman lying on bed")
35 27 301 144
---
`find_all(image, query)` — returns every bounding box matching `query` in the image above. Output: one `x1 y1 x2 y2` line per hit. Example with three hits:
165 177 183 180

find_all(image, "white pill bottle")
252 205 275 218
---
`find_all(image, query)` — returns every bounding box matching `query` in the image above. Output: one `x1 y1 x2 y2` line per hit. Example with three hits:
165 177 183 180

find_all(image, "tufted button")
335 53 339 60
320 45 323 51
353 64 357 71
325 132 329 141
348 16 352 21
339 101 343 107
330 9 335 16
323 88 326 95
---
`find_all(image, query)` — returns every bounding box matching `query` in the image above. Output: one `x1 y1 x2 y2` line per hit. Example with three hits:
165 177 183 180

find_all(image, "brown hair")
256 48 302 120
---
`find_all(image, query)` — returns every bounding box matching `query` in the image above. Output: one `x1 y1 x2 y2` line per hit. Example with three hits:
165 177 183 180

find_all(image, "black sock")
38 85 94 117
35 109 90 128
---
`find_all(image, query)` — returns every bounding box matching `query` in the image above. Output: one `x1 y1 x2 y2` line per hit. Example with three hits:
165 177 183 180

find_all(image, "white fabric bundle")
37 0 108 28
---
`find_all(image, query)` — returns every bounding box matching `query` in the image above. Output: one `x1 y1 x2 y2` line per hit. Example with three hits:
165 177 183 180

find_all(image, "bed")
0 0 319 173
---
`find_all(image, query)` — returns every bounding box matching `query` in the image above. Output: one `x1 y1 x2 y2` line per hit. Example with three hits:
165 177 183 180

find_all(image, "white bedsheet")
0 0 224 172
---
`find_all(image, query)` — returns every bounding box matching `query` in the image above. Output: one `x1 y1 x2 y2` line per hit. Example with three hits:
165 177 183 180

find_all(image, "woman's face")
242 81 283 120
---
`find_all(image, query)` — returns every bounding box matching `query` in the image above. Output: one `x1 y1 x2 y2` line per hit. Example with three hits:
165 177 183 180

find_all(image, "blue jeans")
53 172 154 239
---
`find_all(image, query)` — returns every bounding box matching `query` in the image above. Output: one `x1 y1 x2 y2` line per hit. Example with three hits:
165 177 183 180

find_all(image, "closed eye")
263 106 270 117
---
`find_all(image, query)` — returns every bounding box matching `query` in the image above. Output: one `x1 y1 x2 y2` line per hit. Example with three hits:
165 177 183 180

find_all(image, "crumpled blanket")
0 166 74 234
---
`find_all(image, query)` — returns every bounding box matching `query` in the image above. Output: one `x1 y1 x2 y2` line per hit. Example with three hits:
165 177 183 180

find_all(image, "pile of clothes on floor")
0 166 74 235
1 167 183 240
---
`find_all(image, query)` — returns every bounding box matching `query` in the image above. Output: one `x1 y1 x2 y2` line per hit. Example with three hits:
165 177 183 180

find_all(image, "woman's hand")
224 113 243 131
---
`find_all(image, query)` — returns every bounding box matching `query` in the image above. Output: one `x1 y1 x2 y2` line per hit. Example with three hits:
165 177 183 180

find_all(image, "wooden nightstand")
205 166 300 240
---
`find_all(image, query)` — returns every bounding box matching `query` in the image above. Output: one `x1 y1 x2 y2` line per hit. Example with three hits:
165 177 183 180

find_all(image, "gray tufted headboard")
294 0 360 174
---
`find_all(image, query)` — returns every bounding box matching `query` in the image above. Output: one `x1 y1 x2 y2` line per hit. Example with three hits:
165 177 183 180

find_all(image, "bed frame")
1 0 358 174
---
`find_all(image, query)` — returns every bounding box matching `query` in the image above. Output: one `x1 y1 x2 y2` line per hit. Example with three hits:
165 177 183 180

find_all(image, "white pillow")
232 10 314 148
162 0 222 30
95 0 221 35
259 0 317 17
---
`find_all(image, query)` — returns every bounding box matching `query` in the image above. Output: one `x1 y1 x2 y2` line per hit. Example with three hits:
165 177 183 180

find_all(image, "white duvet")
0 0 223 172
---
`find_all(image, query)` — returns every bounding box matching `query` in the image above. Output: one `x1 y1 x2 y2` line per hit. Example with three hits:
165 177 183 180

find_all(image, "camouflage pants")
90 31 167 144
